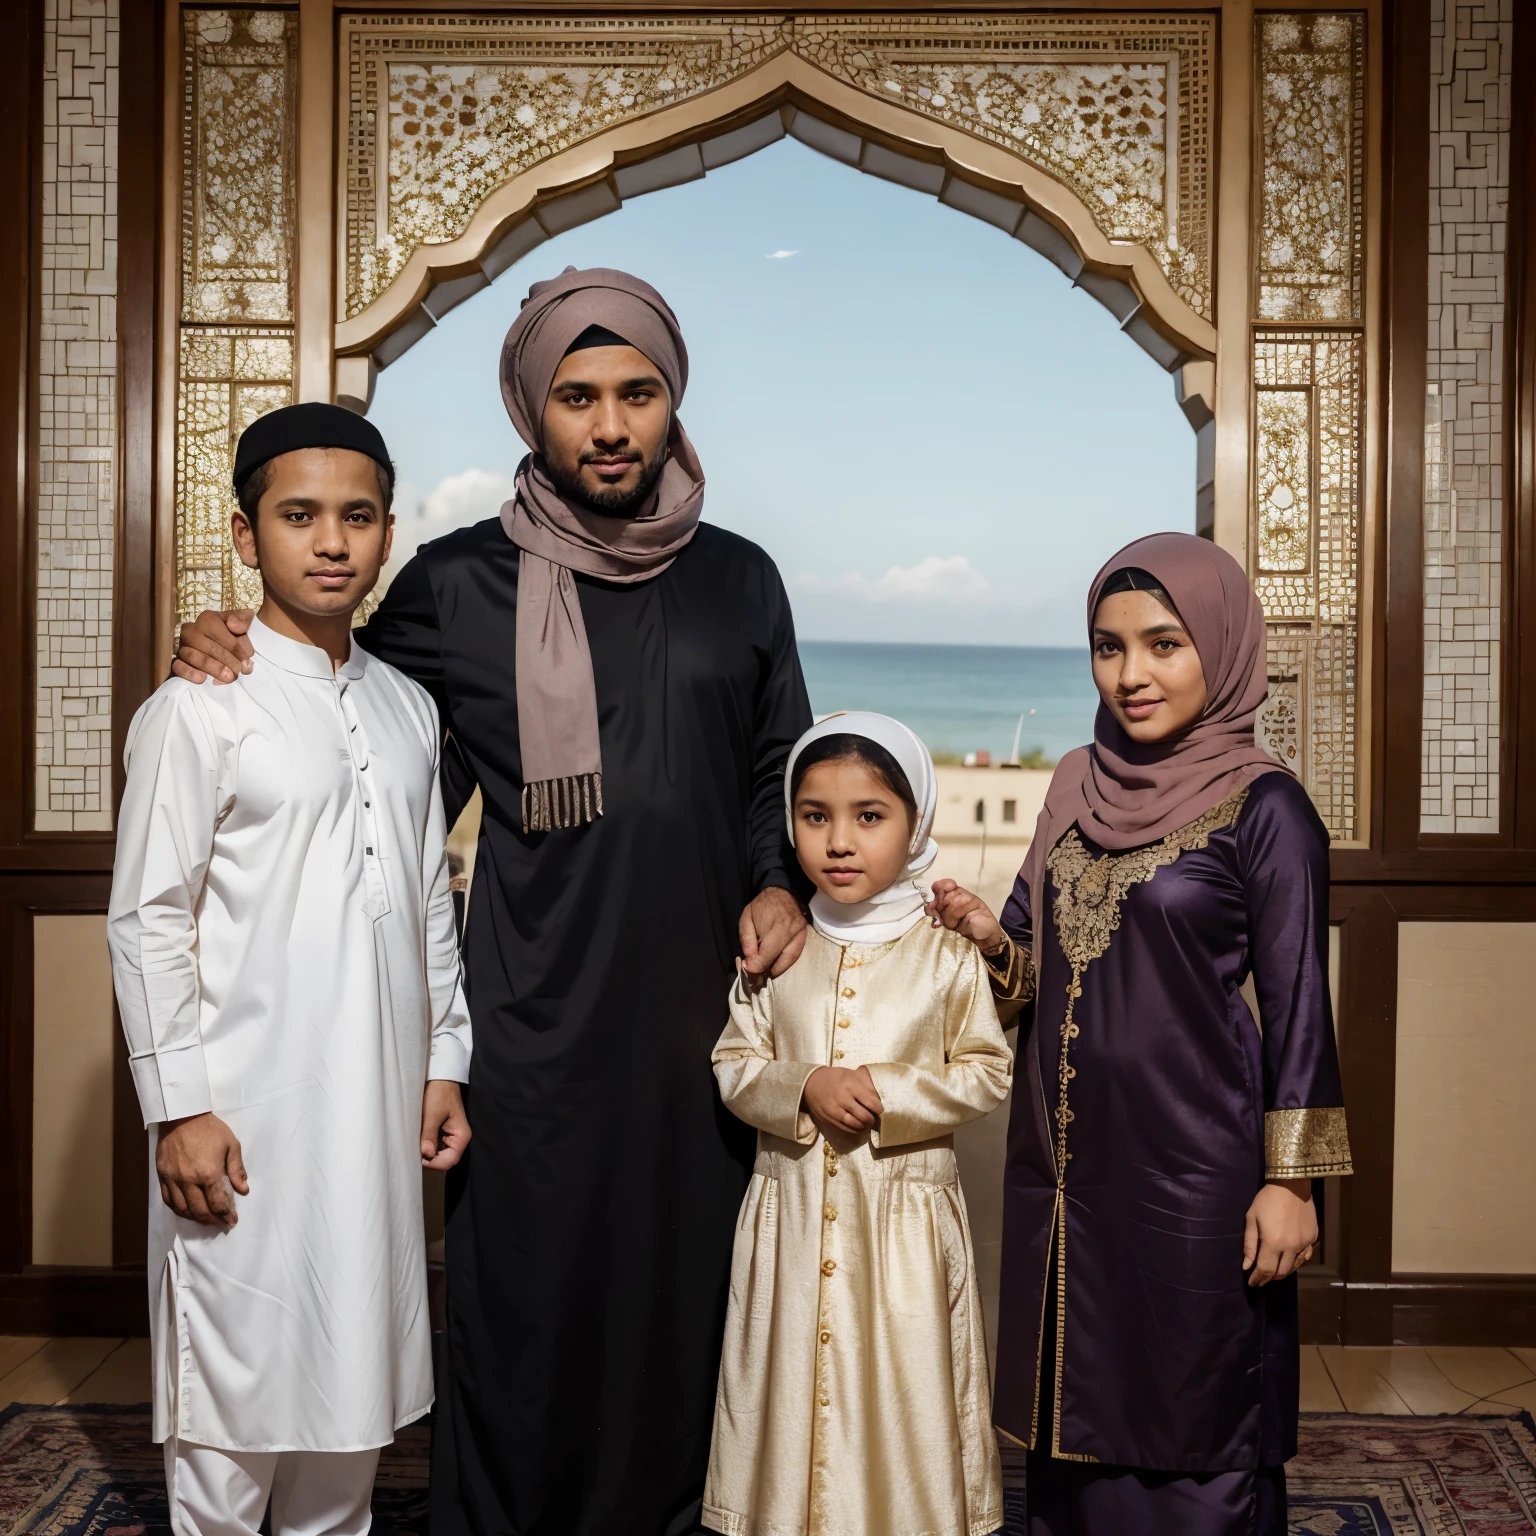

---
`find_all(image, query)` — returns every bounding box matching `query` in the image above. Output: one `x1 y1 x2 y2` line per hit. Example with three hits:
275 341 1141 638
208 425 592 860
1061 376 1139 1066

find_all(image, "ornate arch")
165 8 1370 845
331 12 1217 391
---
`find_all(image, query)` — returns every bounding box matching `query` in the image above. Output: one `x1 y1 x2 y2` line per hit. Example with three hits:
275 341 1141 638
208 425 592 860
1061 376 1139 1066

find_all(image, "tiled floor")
2 1338 1532 1416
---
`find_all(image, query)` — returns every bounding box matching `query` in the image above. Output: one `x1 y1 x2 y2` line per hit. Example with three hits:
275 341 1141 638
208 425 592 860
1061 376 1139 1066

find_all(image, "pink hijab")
1021 532 1288 942
498 267 704 833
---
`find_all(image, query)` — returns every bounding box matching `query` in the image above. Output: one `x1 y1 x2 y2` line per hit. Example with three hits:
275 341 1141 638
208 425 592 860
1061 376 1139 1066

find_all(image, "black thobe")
354 518 812 1536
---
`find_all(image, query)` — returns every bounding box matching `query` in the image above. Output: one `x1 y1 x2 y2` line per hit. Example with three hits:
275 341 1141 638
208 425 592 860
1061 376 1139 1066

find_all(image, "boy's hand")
1242 1178 1318 1286
421 1079 472 1170
173 609 256 684
803 1065 884 1139
926 878 1007 955
156 1113 249 1229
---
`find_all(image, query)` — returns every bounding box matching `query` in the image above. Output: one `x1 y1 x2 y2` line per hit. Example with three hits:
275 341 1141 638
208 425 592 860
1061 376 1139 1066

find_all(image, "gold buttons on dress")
819 1396 830 1407
834 1050 845 1060
821 1259 836 1276
836 1018 851 1029
820 1330 831 1344
841 987 856 999
824 1204 837 1221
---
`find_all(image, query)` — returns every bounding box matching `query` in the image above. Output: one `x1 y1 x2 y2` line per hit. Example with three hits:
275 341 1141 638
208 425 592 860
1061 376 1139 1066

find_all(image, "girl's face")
793 758 914 906
1091 588 1208 744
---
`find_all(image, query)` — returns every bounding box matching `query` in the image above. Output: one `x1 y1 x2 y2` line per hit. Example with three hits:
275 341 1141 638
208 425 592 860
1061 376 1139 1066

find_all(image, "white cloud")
377 468 516 594
765 249 800 260
794 555 990 605
416 467 518 530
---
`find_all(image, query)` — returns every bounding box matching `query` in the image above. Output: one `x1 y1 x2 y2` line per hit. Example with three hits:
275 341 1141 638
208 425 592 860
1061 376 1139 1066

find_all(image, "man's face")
232 447 394 619
540 344 671 514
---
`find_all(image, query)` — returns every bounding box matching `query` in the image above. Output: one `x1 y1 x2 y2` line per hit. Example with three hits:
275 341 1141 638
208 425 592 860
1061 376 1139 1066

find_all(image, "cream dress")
703 921 1012 1536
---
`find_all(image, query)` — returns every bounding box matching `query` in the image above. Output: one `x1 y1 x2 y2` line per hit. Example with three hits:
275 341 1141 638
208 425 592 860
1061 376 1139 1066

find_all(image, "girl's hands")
1243 1178 1318 1286
926 878 1007 955
803 1066 884 1139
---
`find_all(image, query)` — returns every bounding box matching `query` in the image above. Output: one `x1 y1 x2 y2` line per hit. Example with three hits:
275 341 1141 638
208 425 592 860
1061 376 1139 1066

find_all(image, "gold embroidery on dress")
1040 785 1251 1460
1265 1106 1353 1177
983 935 1036 1006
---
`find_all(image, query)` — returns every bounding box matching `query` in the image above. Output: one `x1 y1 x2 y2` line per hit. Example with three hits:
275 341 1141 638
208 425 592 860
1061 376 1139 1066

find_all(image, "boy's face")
232 447 393 619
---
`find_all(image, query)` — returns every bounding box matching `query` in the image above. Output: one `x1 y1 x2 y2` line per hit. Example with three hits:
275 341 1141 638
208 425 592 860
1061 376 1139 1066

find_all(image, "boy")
108 403 472 1536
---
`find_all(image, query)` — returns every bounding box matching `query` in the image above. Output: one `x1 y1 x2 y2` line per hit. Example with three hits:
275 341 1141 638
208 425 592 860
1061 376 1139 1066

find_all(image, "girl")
703 712 1013 1536
930 533 1350 1535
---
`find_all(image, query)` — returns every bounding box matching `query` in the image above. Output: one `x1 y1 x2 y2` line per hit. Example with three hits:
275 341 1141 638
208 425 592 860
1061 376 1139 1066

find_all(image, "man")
175 269 813 1536
112 404 472 1536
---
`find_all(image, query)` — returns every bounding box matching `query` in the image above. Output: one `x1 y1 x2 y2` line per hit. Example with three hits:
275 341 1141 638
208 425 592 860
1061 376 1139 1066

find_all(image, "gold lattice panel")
1252 332 1363 843
181 9 298 324
175 9 297 631
176 331 294 625
1250 13 1366 845
1255 13 1365 323
341 12 1214 320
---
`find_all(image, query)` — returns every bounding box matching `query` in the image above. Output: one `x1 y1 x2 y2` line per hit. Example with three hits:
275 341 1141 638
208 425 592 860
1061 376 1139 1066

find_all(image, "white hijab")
784 712 939 945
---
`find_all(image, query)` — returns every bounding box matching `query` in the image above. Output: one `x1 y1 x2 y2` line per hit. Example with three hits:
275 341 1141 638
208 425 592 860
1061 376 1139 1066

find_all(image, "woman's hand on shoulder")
926 879 1007 956
1243 1178 1318 1285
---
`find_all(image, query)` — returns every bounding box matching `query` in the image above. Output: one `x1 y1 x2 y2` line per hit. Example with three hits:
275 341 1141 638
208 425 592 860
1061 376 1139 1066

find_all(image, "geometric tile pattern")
174 8 296 632
34 0 119 832
1420 0 1510 834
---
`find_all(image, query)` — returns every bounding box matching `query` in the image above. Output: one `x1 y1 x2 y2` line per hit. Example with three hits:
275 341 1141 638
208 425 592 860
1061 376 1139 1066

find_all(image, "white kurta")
108 618 471 1454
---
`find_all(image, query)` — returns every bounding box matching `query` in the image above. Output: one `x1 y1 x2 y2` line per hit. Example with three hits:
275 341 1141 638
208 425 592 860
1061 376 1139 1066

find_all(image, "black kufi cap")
562 323 633 356
232 401 394 492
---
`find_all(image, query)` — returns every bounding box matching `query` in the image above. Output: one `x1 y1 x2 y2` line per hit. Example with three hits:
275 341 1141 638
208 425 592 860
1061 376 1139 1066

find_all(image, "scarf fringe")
521 772 604 833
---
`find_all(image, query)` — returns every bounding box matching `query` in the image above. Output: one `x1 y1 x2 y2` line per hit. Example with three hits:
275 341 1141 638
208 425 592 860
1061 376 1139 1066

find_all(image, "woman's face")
792 758 914 905
1091 588 1208 744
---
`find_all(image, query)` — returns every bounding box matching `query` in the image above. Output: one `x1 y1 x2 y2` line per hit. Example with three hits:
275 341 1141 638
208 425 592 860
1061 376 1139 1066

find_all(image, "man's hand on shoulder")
172 609 257 685
738 885 807 988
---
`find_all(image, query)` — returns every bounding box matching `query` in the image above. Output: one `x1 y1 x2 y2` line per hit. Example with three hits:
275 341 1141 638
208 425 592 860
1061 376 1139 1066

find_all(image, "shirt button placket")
340 682 388 920
816 1142 839 1430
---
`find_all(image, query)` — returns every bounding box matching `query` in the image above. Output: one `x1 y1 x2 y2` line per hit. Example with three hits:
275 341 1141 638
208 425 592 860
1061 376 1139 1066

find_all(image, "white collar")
248 615 368 681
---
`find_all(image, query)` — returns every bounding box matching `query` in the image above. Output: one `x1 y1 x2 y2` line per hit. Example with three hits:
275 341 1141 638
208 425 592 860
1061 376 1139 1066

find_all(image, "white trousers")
164 1439 381 1536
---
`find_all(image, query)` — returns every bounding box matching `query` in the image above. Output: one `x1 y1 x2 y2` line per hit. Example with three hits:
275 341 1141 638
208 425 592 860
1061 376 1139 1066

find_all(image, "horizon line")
796 637 1089 652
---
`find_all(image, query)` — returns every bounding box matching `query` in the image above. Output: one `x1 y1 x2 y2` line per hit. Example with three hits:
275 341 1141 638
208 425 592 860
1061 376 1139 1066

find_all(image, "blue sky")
369 136 1193 646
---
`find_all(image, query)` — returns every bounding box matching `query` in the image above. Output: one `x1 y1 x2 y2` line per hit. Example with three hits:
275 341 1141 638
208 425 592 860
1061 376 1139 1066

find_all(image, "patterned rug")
3 1404 1533 1534
0 1407 429 1536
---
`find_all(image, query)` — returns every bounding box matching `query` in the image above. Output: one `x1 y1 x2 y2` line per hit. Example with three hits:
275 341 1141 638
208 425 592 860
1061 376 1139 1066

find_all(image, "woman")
929 533 1350 1534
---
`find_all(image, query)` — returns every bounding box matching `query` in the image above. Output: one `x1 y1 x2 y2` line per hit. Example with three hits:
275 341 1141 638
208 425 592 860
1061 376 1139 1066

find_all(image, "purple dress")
987 772 1351 1535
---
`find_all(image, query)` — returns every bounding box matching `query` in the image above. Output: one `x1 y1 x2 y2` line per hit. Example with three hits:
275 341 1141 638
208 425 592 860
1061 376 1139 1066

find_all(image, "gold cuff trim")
1265 1106 1353 1178
983 935 1036 1004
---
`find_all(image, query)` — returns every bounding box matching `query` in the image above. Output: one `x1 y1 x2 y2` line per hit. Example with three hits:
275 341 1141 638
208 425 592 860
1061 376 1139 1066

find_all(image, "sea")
797 641 1097 765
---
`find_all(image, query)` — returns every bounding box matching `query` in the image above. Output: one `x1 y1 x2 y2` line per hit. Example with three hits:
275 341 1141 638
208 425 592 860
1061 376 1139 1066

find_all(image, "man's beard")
549 449 666 517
